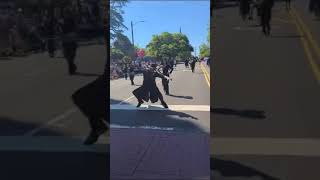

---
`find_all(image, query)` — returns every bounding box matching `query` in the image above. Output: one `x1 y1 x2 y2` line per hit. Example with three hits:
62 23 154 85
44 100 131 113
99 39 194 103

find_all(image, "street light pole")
131 20 145 61
131 21 134 49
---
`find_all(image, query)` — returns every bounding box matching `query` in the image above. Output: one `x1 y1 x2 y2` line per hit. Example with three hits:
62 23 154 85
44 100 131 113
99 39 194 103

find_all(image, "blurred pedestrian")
260 0 274 36
190 58 196 73
129 64 135 85
162 62 173 95
61 15 78 75
285 0 291 10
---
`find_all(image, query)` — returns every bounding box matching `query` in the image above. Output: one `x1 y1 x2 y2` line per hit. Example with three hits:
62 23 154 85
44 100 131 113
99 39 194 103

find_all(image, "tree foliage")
146 32 193 61
110 0 128 39
111 33 134 62
199 43 210 58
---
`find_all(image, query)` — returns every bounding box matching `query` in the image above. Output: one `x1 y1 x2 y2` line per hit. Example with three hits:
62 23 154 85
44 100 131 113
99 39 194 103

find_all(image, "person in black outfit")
46 17 56 58
309 0 320 17
162 62 173 95
185 59 189 68
190 58 196 73
239 0 251 21
123 65 128 80
133 64 170 108
285 0 291 10
72 73 108 145
60 16 78 75
129 65 135 85
260 0 274 36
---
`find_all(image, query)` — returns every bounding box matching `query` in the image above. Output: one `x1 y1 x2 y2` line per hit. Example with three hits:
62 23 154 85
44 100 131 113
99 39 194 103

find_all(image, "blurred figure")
190 57 196 73
133 64 170 108
285 0 291 10
260 0 274 36
8 24 21 53
72 74 108 145
162 62 173 95
60 15 78 75
309 0 320 17
185 59 189 68
129 64 135 85
239 0 251 20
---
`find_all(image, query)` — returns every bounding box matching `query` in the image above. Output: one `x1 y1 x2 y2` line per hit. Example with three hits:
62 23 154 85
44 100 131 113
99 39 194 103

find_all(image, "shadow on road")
110 98 207 132
211 157 280 180
0 116 61 136
211 108 266 119
167 94 193 100
0 116 109 180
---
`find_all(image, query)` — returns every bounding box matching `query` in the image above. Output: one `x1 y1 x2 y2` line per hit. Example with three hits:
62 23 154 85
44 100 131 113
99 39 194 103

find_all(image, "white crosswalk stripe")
110 104 210 111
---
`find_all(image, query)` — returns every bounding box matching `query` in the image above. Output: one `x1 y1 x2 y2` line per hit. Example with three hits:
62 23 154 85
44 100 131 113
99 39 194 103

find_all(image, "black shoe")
161 101 168 108
137 100 143 107
84 127 107 145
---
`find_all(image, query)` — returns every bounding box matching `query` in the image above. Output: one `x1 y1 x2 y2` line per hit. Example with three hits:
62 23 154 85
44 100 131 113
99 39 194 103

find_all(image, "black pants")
286 0 291 9
162 79 169 94
130 74 135 85
72 75 107 134
63 43 77 74
47 39 55 57
191 65 195 72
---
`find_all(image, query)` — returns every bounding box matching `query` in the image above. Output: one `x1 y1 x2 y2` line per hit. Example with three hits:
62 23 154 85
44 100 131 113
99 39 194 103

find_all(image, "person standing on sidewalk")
61 15 78 75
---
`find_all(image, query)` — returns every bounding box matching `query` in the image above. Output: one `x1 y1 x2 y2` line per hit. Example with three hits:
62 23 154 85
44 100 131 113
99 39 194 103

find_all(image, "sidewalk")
110 128 210 180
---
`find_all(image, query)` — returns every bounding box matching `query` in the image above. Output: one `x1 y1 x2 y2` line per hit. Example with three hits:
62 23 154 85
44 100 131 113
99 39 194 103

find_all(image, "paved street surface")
212 1 320 180
110 63 210 179
0 43 108 180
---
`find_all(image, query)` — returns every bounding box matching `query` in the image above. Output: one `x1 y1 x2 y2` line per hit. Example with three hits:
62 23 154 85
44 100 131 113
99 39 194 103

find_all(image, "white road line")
116 80 162 105
110 124 175 131
213 138 320 157
0 136 108 153
24 108 78 136
111 105 210 111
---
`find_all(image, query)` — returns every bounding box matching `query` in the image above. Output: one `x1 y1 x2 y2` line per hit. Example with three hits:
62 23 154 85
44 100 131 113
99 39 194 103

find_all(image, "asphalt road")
0 43 108 180
211 1 320 180
110 63 211 179
110 63 210 133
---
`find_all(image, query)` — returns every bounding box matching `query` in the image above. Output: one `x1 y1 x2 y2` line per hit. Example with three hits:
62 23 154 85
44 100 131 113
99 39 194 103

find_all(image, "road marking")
201 64 210 87
273 17 294 24
110 124 175 131
116 80 162 105
290 10 320 84
293 8 320 60
24 108 78 136
0 136 108 153
111 104 210 111
213 138 320 157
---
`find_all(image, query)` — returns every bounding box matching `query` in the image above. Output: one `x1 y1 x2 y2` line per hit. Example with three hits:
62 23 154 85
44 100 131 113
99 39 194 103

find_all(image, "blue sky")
121 0 210 56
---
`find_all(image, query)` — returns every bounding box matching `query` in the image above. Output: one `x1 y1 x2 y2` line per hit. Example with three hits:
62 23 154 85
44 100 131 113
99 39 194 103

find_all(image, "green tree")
110 47 124 62
199 43 210 58
110 0 128 39
146 32 193 62
112 33 135 58
199 25 210 58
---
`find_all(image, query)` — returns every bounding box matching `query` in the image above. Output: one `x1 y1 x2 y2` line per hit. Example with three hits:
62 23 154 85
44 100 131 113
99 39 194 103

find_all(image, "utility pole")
131 21 134 49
